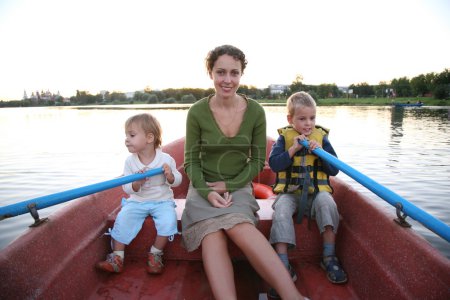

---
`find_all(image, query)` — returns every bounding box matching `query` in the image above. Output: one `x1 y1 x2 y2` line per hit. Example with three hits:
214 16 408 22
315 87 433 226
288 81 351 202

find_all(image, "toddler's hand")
132 168 148 192
162 163 174 184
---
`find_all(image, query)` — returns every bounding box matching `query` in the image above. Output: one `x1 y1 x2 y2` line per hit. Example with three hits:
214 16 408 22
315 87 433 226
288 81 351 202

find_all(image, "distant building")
99 90 108 101
28 90 62 102
125 91 135 99
338 86 349 94
269 84 288 95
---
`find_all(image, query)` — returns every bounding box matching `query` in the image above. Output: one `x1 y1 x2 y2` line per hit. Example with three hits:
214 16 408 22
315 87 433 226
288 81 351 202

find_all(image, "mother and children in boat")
95 45 347 300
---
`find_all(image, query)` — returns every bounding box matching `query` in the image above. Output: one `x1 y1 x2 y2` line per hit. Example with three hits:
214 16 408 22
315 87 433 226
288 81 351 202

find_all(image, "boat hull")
1 137 449 299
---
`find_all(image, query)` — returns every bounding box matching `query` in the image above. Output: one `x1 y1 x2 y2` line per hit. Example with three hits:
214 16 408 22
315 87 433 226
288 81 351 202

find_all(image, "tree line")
290 68 450 100
1 68 448 108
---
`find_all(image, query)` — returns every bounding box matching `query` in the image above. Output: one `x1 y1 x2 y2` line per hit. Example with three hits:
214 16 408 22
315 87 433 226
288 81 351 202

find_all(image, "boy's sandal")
320 255 348 284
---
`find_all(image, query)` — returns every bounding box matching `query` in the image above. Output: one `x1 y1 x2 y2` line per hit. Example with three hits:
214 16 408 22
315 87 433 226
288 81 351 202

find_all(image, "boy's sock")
150 245 163 254
277 253 289 269
323 243 335 257
113 250 125 259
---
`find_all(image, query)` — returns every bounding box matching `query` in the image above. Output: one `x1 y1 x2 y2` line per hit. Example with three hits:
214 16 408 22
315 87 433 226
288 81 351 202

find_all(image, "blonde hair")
125 113 162 148
286 91 316 116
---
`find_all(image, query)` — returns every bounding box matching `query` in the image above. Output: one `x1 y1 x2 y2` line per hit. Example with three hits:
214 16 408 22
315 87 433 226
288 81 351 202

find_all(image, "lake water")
0 104 449 259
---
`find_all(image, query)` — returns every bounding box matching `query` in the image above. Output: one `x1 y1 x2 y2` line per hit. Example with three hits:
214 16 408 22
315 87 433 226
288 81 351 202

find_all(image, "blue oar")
299 139 450 243
0 167 164 221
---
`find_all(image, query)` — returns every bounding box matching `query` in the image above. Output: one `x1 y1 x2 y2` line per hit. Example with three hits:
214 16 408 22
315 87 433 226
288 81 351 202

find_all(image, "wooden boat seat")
104 199 324 263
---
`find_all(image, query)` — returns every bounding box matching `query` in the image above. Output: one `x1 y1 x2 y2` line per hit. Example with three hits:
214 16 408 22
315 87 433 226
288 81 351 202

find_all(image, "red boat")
1 137 449 300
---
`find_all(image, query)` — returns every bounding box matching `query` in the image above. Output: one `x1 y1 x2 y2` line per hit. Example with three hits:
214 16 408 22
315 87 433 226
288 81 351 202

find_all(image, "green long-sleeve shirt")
184 95 266 199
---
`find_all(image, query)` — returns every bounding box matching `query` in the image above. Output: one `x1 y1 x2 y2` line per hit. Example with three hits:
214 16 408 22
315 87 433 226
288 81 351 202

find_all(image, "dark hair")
205 45 247 75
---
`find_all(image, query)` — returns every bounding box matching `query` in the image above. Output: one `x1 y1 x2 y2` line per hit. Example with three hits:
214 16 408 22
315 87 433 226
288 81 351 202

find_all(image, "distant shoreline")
1 97 448 109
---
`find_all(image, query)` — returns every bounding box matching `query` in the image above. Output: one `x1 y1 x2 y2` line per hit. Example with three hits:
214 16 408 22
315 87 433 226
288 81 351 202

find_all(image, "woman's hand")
207 191 233 208
206 181 227 194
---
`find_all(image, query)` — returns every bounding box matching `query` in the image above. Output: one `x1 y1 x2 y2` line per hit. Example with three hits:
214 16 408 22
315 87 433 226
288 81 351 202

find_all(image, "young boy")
268 92 347 296
96 113 182 274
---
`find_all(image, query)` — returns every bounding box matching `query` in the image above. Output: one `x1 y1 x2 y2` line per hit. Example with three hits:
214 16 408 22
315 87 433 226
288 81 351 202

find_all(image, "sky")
0 0 449 101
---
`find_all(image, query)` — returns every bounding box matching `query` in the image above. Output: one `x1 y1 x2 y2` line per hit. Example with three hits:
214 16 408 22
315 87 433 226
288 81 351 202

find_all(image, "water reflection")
390 107 404 145
387 107 405 169
408 107 450 121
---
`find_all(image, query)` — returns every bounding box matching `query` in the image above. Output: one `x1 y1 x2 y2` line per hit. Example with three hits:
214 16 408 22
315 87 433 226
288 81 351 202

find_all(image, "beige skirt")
181 183 260 252
182 212 256 252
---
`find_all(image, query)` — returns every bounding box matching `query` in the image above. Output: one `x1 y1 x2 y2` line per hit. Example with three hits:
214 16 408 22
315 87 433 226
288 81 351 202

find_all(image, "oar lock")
394 202 411 228
27 203 49 227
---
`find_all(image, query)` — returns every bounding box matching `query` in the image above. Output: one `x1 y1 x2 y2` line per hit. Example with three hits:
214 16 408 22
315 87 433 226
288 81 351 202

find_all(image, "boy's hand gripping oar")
299 139 450 243
0 167 164 226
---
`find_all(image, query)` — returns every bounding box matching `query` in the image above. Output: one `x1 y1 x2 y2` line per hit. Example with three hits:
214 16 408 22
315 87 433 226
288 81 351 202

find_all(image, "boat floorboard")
88 258 357 300
87 204 358 300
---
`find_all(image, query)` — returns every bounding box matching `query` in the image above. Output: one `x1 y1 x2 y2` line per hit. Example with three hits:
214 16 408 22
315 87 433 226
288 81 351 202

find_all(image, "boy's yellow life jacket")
273 125 333 195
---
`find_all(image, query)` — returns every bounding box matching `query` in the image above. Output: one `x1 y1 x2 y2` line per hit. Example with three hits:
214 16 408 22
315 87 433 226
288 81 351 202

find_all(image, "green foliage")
349 82 375 97
0 99 32 107
147 94 159 104
181 94 196 103
161 97 176 104
434 85 449 100
434 68 450 85
315 84 340 98
238 85 265 99
256 97 446 106
432 69 450 100
374 81 389 97
73 90 100 104
410 74 429 96
307 91 319 102
391 77 412 97
109 92 127 102
177 88 208 100
289 74 304 93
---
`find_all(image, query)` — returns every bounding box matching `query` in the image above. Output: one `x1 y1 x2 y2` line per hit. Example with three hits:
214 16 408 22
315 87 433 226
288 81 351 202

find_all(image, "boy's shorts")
111 198 178 245
269 191 339 247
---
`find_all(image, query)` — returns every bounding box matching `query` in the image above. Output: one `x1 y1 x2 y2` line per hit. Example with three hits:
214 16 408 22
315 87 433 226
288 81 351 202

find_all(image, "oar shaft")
0 167 164 220
299 140 450 243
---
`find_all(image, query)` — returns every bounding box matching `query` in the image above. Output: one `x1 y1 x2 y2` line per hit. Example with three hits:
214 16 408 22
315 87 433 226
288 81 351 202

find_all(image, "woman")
181 45 307 300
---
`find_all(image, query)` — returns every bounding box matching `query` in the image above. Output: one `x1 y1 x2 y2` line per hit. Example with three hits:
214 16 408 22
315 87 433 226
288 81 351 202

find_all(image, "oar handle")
0 167 164 220
299 139 450 243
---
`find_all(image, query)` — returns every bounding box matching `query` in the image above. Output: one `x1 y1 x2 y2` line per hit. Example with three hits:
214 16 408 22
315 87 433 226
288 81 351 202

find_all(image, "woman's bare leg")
227 223 306 300
202 230 237 300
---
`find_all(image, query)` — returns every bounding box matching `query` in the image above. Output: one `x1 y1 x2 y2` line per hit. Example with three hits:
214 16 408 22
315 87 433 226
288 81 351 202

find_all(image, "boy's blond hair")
286 91 316 116
125 113 162 148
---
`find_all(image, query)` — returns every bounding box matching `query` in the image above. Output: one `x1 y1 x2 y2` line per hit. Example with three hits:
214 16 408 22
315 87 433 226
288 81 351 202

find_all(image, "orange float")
253 182 275 199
